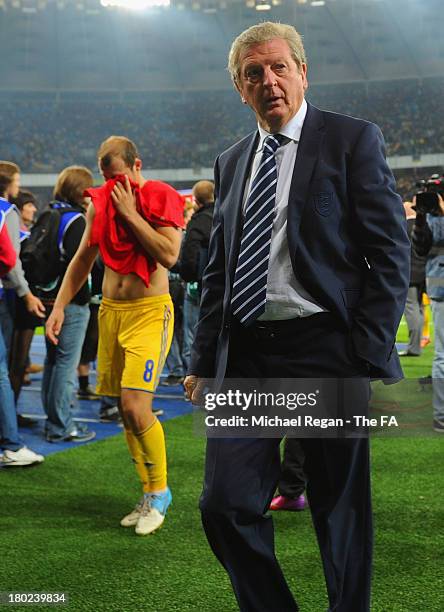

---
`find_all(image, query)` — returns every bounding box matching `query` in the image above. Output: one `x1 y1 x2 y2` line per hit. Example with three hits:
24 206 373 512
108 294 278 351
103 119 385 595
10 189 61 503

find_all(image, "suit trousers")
199 313 372 612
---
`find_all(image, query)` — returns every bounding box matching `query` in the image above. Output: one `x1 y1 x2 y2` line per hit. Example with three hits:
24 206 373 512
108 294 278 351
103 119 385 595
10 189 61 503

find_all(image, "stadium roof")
0 0 443 90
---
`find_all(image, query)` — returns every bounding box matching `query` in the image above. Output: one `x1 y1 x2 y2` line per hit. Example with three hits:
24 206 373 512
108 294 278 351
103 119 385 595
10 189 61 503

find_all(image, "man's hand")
45 306 65 345
438 194 444 216
184 375 208 405
23 292 45 317
111 175 138 220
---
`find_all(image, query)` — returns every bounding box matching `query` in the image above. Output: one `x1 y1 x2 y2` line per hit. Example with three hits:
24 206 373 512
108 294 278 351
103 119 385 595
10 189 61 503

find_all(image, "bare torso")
102 265 169 300
87 194 171 300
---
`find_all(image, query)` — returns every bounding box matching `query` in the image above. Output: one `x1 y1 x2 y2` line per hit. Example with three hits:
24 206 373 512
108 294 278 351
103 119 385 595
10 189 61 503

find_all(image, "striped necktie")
231 133 284 326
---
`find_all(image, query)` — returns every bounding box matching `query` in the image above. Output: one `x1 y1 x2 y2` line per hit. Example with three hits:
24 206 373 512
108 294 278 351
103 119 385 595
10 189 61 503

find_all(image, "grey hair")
228 22 306 86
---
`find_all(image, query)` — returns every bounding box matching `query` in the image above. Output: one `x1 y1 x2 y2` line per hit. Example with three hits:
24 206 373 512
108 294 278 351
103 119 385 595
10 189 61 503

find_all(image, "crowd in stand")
1 77 443 173
308 79 444 157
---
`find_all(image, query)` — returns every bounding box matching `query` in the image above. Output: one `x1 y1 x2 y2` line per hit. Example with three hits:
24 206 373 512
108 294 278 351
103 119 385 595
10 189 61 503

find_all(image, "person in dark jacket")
180 180 214 370
180 181 215 286
398 200 427 357
184 21 409 612
8 190 43 411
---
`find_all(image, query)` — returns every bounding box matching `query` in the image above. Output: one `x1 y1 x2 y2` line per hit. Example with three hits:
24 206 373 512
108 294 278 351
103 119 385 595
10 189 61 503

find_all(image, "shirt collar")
256 98 307 152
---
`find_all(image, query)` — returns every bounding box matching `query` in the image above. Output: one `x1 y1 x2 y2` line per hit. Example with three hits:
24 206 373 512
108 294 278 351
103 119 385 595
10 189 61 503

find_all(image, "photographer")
399 201 427 357
412 175 444 432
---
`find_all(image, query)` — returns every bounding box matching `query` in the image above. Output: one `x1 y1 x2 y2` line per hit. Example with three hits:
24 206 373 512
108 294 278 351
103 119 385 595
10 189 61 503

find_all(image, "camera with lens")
414 174 444 216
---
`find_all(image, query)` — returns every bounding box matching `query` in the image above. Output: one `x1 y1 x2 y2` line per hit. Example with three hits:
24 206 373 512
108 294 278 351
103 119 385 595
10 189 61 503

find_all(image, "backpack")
20 202 83 291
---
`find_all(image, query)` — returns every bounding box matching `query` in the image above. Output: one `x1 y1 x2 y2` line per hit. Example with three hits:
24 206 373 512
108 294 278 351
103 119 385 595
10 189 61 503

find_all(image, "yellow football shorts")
96 295 174 397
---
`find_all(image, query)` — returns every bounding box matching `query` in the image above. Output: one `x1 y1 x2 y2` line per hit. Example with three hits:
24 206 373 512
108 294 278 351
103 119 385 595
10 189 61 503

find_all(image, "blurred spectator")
412 192 444 432
13 189 38 230
0 162 45 358
179 180 215 371
398 201 427 357
0 211 44 467
8 190 44 414
179 181 215 287
40 166 96 443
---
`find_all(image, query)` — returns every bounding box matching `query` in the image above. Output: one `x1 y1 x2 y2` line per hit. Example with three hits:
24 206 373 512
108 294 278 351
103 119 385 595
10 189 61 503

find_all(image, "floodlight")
255 0 271 10
100 0 170 9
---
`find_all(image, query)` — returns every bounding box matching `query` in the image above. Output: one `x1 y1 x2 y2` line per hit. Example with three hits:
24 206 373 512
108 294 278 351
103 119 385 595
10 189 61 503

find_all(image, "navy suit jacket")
189 103 410 383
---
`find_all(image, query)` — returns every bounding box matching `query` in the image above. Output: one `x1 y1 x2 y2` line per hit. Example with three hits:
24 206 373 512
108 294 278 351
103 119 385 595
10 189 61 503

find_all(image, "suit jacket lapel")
287 103 325 253
226 131 259 281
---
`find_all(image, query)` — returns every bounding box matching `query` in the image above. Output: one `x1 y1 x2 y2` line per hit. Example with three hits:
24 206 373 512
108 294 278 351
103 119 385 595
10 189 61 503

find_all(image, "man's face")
100 156 139 182
21 201 37 226
7 172 20 199
236 38 308 133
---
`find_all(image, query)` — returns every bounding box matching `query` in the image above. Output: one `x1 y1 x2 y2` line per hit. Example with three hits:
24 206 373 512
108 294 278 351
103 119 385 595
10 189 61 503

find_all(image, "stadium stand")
1 78 444 173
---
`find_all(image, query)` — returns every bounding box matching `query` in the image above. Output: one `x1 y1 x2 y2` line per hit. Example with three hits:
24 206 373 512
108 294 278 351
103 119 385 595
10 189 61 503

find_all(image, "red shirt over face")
85 176 184 287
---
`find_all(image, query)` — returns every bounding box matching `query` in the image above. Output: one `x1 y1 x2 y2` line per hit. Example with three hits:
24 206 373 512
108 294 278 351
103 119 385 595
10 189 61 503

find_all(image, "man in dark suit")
184 22 410 612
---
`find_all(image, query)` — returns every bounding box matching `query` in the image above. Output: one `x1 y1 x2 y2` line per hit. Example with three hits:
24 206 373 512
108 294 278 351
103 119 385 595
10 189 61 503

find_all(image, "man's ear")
300 63 308 91
234 80 247 105
134 158 142 172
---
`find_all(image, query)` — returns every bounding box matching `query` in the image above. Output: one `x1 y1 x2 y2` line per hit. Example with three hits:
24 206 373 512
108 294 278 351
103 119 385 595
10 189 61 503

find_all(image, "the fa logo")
313 191 334 217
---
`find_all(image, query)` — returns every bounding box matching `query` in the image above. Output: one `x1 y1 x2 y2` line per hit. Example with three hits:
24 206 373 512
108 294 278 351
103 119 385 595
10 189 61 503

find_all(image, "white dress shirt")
243 98 327 320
